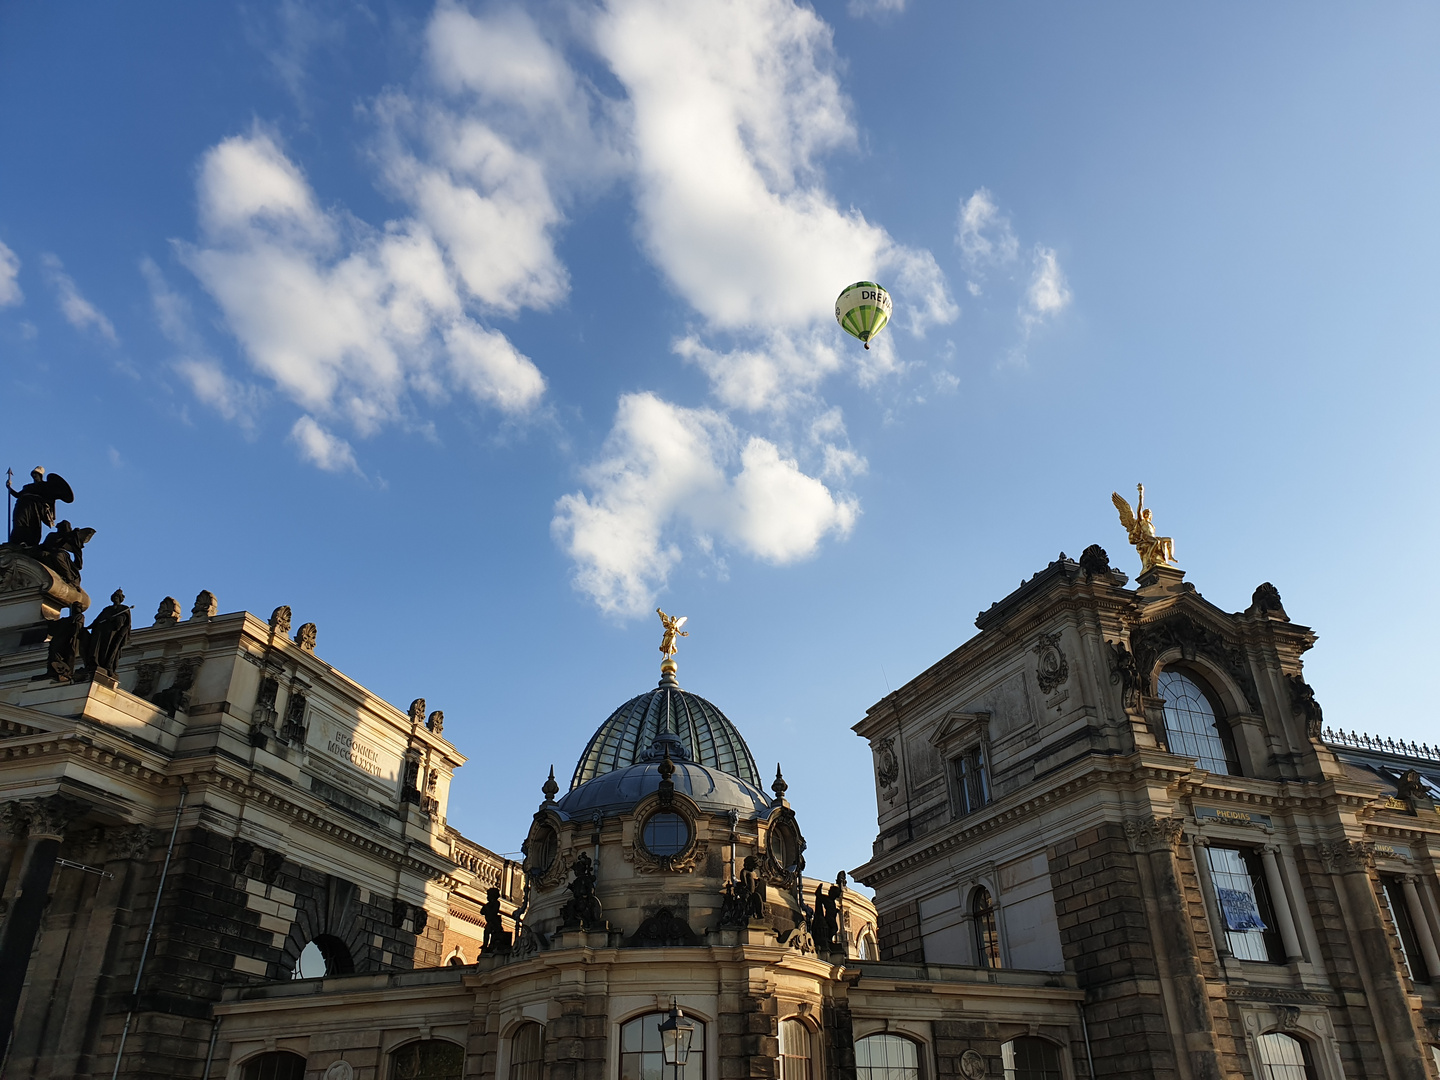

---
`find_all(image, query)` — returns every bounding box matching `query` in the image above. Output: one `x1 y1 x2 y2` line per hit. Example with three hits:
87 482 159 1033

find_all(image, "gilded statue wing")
672 616 687 631
1111 492 1135 533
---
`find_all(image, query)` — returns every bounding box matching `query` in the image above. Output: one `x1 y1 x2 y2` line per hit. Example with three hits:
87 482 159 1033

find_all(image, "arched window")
1255 1032 1318 1080
391 1039 465 1080
1157 670 1239 775
1001 1037 1063 1080
242 1051 307 1080
779 1019 812 1080
858 930 877 960
292 934 354 979
447 951 466 967
620 1012 706 1080
972 887 1001 969
854 1035 919 1080
510 1022 545 1080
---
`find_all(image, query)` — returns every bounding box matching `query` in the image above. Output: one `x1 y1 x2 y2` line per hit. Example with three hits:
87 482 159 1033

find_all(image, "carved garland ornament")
1131 613 1262 713
1319 840 1374 874
874 736 899 800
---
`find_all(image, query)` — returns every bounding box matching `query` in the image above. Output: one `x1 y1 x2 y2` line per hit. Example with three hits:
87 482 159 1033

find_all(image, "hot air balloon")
835 281 892 349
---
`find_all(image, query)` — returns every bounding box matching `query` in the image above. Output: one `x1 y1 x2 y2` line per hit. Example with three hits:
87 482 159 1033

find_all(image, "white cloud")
956 188 1018 270
40 254 117 343
0 241 22 307
180 130 547 453
593 0 954 405
848 0 905 14
290 415 360 473
143 257 264 428
552 391 857 616
1025 246 1072 319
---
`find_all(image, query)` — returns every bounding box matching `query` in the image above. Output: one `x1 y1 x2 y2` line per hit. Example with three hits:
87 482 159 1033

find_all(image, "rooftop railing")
1321 727 1439 763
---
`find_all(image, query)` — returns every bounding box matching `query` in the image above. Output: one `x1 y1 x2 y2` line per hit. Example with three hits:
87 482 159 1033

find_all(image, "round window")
526 824 558 873
642 812 690 856
768 823 799 870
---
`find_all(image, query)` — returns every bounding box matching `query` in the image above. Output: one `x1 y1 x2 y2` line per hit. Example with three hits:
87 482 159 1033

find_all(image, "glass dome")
571 677 760 789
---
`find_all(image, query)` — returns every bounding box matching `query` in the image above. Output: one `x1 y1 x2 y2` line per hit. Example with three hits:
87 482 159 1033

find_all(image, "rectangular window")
953 746 990 817
1381 877 1431 983
1206 846 1282 963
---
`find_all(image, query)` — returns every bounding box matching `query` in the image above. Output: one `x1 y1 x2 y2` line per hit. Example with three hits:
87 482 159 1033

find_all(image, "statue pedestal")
1136 564 1187 601
0 546 90 630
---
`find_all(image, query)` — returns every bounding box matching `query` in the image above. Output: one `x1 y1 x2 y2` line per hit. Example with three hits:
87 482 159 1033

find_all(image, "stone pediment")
929 710 990 752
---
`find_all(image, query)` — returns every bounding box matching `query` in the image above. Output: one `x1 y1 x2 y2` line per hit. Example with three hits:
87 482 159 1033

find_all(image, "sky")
2 1 1438 884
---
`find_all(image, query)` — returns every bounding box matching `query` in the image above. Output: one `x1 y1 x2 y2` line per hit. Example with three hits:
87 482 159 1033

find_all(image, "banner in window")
1216 886 1267 932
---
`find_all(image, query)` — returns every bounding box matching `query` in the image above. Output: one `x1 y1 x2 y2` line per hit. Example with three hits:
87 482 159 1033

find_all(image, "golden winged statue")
1112 484 1178 575
657 609 689 659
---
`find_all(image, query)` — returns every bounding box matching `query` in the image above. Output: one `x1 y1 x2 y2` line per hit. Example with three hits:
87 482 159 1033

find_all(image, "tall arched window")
510 1022 545 1080
1001 1037 1063 1080
779 1019 812 1080
1255 1032 1318 1080
242 1052 307 1080
854 1035 919 1080
972 887 1001 968
1157 670 1239 775
620 1012 706 1080
391 1039 465 1080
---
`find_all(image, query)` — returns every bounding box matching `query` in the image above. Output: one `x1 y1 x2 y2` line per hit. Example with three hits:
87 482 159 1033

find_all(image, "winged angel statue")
657 609 688 659
1112 484 1178 575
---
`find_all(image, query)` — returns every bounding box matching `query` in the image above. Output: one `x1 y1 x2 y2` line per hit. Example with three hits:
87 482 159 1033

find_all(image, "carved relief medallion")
1033 631 1069 695
874 736 899 801
960 1049 987 1080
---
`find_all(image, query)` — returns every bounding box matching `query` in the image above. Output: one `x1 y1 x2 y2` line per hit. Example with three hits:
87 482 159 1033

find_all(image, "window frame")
1000 1035 1066 1080
778 1017 814 1080
240 1050 308 1080
1156 668 1242 776
951 744 991 818
854 1033 922 1080
618 1010 708 1080
1205 845 1283 964
388 1038 466 1080
971 886 1002 969
1254 1030 1320 1080
509 1021 545 1080
1380 876 1431 984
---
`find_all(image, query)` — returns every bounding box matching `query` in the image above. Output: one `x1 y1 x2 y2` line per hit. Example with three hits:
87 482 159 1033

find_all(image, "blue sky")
2 2 1438 881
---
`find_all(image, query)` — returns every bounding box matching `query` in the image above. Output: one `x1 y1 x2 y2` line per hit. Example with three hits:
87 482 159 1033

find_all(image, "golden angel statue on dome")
657 609 688 659
1112 484 1178 575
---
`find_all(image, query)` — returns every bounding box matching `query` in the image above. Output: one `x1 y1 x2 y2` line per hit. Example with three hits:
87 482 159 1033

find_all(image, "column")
0 796 86 1054
1260 846 1304 963
1190 836 1233 961
1400 876 1440 982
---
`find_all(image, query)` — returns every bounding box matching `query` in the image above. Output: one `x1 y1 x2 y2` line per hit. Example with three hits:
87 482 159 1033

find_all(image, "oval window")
642 812 690 856
526 823 558 874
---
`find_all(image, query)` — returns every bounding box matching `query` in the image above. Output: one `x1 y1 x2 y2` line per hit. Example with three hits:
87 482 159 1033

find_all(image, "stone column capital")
1319 839 1374 874
1125 815 1185 853
2 795 89 841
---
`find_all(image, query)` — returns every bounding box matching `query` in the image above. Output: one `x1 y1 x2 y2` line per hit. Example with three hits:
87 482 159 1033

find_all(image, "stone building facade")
0 546 521 1078
853 548 1440 1080
5 510 1440 1080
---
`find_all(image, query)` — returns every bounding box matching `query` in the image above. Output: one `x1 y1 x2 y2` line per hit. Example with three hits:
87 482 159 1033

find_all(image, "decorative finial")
656 608 688 683
1111 483 1178 575
772 764 788 800
659 747 675 783
542 765 559 803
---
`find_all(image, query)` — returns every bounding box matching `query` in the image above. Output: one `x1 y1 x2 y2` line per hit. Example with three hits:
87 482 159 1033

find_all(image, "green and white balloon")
835 281 892 349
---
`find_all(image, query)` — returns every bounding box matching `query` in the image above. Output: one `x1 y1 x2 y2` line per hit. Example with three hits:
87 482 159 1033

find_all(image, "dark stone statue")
559 852 602 930
810 881 839 951
6 467 72 547
1109 640 1141 711
1078 544 1112 577
1287 675 1324 740
87 589 132 676
480 886 512 953
45 605 87 682
719 854 768 928
1246 582 1288 620
35 520 95 587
